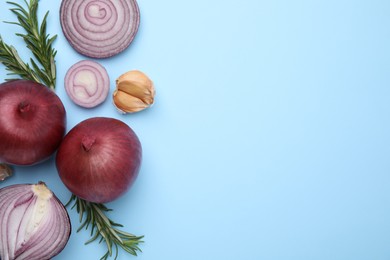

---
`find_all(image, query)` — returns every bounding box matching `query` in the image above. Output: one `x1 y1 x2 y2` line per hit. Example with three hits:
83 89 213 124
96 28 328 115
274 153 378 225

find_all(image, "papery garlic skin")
0 182 71 260
113 70 155 113
0 163 12 181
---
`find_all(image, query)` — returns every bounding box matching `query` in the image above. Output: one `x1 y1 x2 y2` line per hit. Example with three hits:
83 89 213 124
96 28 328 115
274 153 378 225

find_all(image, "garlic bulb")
113 70 155 113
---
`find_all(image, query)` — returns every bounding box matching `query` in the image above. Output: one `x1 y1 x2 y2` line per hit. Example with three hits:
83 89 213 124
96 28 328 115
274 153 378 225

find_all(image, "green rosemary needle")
0 0 56 89
0 36 41 83
67 195 144 260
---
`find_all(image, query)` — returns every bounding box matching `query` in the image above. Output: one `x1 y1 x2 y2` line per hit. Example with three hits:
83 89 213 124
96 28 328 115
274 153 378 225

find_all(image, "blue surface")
1 0 390 259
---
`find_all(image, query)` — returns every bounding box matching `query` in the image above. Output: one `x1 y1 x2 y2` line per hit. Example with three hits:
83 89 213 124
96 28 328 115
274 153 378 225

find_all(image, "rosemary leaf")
68 195 143 259
0 0 57 89
0 37 40 82
85 229 101 245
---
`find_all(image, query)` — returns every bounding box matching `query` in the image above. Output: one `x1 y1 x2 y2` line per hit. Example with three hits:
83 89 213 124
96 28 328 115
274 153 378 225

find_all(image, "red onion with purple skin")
0 80 66 165
65 60 109 108
0 182 71 260
60 0 140 59
56 117 142 203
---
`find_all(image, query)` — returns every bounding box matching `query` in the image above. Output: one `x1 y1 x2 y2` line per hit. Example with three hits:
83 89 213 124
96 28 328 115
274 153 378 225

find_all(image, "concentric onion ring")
60 0 140 58
64 60 110 108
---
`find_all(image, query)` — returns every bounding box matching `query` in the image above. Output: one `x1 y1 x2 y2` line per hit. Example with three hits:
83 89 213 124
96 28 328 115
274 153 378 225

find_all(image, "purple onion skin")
56 117 142 203
0 80 66 165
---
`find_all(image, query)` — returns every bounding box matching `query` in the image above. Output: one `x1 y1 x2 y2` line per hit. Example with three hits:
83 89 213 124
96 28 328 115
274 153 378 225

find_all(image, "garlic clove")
113 70 155 114
116 79 155 104
0 163 12 181
113 89 151 113
116 70 153 90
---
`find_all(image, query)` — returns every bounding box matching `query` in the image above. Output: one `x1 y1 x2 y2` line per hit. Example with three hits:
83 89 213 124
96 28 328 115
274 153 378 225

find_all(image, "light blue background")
1 0 390 259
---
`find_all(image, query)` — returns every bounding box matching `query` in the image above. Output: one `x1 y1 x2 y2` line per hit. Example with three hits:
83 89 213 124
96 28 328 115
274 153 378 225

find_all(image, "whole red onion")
56 117 142 203
0 80 66 165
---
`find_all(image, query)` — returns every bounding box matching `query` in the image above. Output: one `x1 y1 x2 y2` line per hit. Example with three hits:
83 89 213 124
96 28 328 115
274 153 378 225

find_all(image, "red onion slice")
60 0 140 58
64 60 110 108
0 182 71 260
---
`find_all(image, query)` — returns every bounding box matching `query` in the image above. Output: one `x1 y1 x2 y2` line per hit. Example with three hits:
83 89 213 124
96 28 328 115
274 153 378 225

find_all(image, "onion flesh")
56 117 142 203
65 60 109 108
0 182 71 260
0 80 66 165
60 0 140 58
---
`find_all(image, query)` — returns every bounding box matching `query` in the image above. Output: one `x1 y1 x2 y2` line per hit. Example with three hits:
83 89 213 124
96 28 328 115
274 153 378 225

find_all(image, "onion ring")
60 0 140 58
64 60 110 108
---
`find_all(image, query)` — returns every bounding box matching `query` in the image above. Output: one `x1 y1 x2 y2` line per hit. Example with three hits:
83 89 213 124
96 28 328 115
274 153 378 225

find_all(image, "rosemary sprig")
0 36 41 83
67 195 144 260
0 0 56 89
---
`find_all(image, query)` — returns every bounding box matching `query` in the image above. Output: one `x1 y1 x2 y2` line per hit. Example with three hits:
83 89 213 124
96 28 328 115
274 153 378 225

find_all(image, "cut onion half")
60 0 140 58
0 182 71 260
65 60 110 108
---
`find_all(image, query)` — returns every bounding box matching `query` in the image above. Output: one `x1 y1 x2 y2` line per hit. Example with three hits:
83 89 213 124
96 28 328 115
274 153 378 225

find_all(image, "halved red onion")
60 0 140 58
65 60 109 108
0 182 71 260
